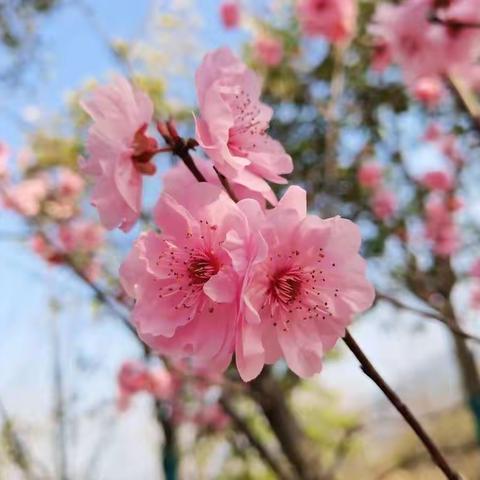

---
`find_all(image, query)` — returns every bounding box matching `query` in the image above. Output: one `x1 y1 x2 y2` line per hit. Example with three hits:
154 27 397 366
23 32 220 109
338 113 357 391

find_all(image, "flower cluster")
416 124 464 258
0 150 103 278
116 360 230 431
357 161 397 221
297 0 357 44
81 48 375 382
370 0 480 104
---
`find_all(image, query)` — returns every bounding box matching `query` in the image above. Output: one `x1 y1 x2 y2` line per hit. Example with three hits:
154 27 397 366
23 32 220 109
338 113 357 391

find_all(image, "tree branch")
376 291 480 345
343 330 462 480
219 395 293 480
446 75 480 136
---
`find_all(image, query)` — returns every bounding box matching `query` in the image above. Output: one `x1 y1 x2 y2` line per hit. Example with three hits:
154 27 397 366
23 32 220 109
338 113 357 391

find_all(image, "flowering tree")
2 0 480 479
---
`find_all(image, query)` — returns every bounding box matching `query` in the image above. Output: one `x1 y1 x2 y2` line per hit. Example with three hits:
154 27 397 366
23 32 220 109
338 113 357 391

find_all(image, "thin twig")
377 292 480 345
213 166 239 202
343 330 462 480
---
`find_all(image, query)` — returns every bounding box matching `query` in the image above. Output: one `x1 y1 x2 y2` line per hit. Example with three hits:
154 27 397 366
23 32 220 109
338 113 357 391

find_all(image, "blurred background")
1 0 480 478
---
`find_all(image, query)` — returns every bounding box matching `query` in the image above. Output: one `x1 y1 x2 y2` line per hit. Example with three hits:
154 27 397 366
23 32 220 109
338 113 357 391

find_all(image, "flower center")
269 266 304 305
188 252 220 284
131 124 158 175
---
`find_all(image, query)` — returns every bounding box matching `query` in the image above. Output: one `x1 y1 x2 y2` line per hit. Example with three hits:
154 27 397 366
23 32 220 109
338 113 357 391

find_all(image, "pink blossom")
148 368 177 400
297 0 357 43
357 161 383 189
371 189 396 220
3 176 49 217
423 123 443 142
231 187 375 380
194 404 230 431
80 76 156 232
120 183 249 373
369 0 475 83
57 168 84 199
412 77 444 108
195 48 292 205
424 196 460 257
220 1 240 29
423 125 464 165
58 221 104 253
30 234 63 264
118 360 150 394
371 39 392 73
254 36 284 67
470 259 480 278
420 170 454 191
163 156 272 206
117 360 151 411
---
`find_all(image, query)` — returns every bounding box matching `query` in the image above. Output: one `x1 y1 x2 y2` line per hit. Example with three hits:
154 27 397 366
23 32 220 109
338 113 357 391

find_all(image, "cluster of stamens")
261 247 340 332
227 89 270 155
155 220 222 318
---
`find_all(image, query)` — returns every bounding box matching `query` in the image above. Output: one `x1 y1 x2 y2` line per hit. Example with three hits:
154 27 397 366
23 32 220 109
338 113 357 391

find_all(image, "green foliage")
28 131 81 172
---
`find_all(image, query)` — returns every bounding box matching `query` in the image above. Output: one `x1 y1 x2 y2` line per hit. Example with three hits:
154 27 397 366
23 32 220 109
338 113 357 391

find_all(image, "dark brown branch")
376 438 477 479
430 14 480 30
377 292 480 345
343 331 462 480
213 166 239 202
157 121 207 183
219 395 293 480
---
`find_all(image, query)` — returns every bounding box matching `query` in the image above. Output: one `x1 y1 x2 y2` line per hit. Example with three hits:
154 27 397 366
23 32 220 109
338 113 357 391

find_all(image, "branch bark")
249 369 328 480
219 395 293 480
343 331 462 480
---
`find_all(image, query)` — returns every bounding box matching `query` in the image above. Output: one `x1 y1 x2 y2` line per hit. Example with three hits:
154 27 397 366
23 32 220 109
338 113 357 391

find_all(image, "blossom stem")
343 330 462 480
213 166 239 202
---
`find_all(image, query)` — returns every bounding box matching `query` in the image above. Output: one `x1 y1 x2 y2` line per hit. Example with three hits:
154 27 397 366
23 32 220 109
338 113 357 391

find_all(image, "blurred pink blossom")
470 259 480 278
357 161 383 189
57 168 85 199
297 0 357 43
254 36 284 67
220 1 240 29
3 176 49 217
371 189 396 220
420 170 454 192
58 220 104 253
424 196 460 257
194 404 230 431
470 285 480 310
370 0 480 83
412 77 444 108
